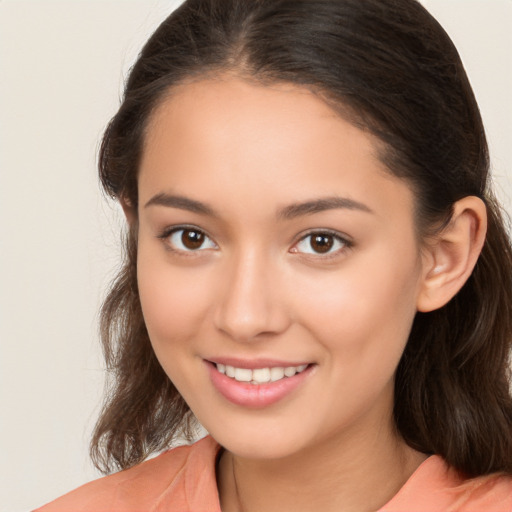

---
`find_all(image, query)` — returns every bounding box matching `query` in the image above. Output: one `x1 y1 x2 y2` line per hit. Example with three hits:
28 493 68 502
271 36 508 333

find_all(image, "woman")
36 0 512 510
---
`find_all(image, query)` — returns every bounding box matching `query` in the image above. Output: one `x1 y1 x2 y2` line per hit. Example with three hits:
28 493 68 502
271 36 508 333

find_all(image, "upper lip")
205 357 312 369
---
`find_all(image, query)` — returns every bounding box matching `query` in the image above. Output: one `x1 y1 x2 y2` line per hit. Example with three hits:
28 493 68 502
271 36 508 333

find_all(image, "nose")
213 249 291 342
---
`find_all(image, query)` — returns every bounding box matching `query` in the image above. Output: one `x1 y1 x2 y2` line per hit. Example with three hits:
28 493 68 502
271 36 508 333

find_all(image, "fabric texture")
35 435 512 512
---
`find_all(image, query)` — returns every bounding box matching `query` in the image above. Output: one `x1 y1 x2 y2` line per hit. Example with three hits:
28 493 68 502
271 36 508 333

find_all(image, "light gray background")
1 1 511 511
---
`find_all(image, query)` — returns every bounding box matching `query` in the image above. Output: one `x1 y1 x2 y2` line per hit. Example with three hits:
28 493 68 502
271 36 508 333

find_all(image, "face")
136 77 426 460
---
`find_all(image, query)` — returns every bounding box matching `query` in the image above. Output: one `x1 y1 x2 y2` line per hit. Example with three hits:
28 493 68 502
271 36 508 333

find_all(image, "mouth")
214 362 309 385
205 359 315 408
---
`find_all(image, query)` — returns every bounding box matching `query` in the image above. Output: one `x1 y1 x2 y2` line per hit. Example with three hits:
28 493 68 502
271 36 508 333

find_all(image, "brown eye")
182 229 205 250
293 231 349 256
310 234 334 253
165 228 217 252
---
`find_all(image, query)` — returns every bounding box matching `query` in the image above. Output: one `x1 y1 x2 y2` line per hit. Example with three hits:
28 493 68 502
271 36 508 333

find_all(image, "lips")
206 359 314 408
216 362 308 384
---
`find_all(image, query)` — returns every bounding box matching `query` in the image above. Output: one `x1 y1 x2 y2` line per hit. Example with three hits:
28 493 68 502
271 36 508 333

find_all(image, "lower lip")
206 362 313 408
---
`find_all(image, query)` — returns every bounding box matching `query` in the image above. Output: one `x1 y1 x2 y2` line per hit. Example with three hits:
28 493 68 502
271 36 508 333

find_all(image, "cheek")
136 245 212 349
291 247 421 363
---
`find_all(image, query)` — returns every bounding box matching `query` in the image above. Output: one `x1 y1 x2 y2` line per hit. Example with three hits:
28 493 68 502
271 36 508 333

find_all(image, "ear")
120 195 137 226
416 196 487 313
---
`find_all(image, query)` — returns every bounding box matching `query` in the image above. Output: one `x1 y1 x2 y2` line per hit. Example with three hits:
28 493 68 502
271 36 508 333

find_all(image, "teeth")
270 367 285 381
252 368 271 383
284 366 297 377
234 368 252 382
216 363 308 384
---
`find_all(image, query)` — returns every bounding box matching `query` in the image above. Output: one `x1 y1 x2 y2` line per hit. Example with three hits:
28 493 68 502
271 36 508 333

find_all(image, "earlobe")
120 196 137 226
416 196 487 313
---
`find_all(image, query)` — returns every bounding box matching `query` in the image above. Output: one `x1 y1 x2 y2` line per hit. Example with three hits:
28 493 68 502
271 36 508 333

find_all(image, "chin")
202 416 314 461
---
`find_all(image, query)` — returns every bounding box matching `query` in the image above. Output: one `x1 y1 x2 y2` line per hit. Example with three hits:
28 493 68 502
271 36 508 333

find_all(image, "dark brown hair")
91 0 512 477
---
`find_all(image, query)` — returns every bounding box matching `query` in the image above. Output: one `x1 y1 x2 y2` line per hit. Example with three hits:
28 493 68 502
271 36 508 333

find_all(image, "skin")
134 77 485 512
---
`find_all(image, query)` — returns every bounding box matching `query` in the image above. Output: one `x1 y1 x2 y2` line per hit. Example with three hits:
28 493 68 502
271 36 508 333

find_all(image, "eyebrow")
277 196 373 220
144 193 217 216
144 193 373 219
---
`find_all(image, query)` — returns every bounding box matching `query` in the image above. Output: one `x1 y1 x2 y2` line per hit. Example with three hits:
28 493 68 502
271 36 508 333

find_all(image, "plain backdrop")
0 1 511 510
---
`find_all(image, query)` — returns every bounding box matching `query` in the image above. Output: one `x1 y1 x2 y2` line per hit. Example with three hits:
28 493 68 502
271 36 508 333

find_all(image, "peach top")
35 436 512 512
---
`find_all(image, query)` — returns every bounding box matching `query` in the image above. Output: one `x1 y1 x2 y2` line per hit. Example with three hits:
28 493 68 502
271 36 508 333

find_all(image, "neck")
217 414 427 512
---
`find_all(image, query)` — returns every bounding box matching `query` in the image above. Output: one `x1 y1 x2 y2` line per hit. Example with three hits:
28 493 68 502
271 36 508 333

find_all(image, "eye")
162 227 217 252
292 231 350 255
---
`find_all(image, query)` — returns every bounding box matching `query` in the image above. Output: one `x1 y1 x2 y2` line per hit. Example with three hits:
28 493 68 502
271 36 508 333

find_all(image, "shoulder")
34 436 222 512
382 455 512 512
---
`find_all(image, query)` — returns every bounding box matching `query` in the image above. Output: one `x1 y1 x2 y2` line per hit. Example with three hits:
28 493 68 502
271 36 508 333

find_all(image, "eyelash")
157 225 218 253
291 229 353 257
157 226 352 257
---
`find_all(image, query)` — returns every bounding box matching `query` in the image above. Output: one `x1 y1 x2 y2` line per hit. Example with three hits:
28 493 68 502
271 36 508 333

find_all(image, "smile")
206 360 314 408
216 363 308 385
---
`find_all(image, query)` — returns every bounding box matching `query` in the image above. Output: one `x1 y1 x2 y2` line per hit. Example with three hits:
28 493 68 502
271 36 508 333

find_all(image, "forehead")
138 77 414 222
143 77 358 169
